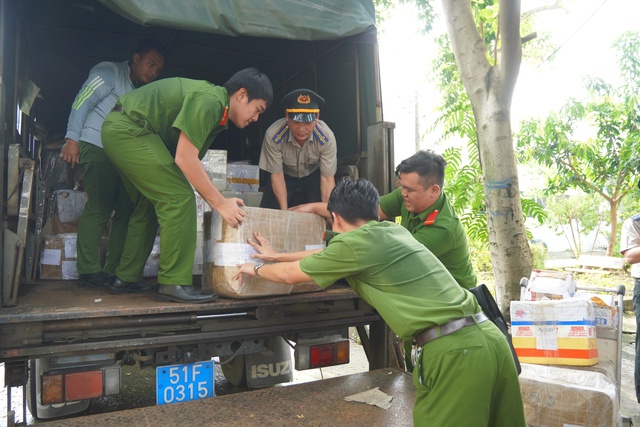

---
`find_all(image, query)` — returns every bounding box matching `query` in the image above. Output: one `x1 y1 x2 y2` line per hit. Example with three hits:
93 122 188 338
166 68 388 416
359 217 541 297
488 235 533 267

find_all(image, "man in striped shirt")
60 39 166 291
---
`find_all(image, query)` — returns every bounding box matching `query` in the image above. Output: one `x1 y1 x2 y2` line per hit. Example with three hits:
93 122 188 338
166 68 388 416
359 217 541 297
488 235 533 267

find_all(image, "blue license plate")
156 360 215 405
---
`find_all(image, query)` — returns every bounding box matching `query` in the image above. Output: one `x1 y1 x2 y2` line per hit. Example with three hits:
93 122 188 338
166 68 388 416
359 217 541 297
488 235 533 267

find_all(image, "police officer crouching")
259 89 337 210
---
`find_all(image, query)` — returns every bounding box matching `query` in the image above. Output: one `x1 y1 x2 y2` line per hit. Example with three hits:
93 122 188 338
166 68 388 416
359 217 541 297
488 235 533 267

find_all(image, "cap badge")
297 94 311 104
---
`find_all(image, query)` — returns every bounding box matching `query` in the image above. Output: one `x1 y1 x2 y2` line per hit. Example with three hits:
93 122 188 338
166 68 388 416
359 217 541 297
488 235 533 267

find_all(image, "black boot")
79 272 112 289
109 277 157 294
155 285 218 303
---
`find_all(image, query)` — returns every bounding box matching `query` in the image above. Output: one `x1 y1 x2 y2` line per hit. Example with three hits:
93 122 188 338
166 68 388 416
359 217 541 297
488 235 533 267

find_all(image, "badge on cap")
282 89 325 123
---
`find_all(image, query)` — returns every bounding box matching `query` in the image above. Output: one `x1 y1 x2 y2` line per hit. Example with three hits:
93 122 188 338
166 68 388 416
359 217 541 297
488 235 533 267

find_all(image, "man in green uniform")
379 150 477 289
232 178 526 427
102 68 273 303
292 150 477 368
378 149 477 370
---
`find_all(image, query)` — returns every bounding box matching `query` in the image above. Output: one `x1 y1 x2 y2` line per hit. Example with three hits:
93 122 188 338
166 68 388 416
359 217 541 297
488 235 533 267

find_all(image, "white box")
226 163 259 192
524 270 576 301
201 150 227 191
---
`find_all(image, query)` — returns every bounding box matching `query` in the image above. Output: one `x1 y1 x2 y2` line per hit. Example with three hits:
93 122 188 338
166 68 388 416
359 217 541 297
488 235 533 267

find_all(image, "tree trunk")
442 0 532 317
608 200 618 257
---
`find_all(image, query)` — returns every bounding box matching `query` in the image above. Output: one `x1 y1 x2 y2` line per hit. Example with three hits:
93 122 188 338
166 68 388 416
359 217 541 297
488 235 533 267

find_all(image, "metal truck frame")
0 0 396 422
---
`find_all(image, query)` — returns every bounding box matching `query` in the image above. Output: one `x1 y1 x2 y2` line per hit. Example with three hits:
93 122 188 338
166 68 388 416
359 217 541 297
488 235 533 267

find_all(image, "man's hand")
289 202 330 218
231 262 257 285
216 197 246 228
247 231 279 261
60 138 80 168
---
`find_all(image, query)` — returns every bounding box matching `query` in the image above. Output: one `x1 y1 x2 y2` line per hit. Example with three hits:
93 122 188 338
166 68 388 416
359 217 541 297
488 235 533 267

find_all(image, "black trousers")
260 169 322 209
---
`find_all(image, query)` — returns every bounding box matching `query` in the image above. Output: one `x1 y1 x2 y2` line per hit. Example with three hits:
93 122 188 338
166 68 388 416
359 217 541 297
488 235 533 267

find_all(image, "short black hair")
395 150 446 188
327 178 379 224
134 38 168 60
223 67 273 107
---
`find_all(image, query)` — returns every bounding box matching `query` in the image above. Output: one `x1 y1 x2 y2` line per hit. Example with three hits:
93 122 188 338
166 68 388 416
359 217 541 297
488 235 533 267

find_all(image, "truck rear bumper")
41 368 415 427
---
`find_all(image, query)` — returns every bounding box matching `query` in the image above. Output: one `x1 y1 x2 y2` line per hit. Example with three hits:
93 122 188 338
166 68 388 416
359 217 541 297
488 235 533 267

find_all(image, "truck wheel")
220 354 248 388
26 360 38 418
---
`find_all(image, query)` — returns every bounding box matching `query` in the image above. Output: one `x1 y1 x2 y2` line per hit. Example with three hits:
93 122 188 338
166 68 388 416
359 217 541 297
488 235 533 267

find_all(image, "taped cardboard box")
52 189 87 223
519 363 618 427
226 163 260 192
221 190 263 208
523 270 576 301
40 233 79 280
201 149 227 191
143 232 203 277
574 292 618 330
203 207 325 298
511 299 598 366
40 233 108 280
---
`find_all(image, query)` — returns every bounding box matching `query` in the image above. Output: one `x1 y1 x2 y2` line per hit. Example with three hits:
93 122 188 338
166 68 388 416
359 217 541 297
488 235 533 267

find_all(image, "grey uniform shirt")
65 60 134 148
621 214 640 278
259 118 337 178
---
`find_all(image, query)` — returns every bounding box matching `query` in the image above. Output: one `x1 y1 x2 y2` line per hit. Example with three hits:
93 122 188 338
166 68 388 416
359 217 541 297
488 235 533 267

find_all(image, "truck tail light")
42 374 64 404
295 339 350 370
41 367 120 404
65 371 103 401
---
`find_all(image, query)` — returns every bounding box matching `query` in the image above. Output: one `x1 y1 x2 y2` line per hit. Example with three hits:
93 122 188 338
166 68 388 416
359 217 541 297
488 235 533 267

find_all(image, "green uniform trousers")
77 141 132 275
102 112 197 285
412 320 526 427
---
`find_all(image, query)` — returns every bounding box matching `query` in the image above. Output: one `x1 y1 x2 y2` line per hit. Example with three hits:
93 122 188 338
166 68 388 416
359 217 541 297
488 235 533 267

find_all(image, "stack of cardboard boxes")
512 270 620 426
39 189 89 280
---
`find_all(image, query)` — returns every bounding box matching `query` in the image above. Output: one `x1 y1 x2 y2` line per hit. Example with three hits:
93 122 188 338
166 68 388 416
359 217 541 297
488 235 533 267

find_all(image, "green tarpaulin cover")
98 0 376 40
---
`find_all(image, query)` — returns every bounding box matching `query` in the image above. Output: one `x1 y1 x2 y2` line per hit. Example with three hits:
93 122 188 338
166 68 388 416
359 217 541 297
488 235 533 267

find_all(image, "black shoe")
109 277 157 294
79 272 112 289
155 285 218 303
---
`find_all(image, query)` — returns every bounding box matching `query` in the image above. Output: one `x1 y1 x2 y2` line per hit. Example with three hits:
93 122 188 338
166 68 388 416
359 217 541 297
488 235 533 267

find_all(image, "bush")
530 242 548 270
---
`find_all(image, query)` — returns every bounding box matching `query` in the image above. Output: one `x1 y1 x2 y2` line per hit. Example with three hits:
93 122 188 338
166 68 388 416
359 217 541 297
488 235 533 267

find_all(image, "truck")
0 0 396 422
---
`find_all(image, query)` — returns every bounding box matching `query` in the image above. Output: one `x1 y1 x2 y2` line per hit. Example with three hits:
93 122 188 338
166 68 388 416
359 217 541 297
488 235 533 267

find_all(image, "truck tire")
26 359 37 418
219 354 248 388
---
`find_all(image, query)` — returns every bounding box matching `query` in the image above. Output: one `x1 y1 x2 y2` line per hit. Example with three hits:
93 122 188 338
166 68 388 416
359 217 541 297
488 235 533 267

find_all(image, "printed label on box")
41 249 62 265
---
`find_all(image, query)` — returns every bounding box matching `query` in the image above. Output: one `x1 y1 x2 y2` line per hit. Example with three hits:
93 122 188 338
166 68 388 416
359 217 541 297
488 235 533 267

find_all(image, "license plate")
156 360 215 405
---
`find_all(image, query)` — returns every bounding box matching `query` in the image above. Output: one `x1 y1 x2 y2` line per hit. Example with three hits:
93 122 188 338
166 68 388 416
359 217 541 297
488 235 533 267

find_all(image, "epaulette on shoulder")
272 123 289 144
632 213 640 221
313 126 329 145
423 210 440 226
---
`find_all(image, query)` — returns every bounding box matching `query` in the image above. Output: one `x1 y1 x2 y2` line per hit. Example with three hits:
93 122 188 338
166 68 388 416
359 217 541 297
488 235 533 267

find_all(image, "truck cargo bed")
0 281 383 362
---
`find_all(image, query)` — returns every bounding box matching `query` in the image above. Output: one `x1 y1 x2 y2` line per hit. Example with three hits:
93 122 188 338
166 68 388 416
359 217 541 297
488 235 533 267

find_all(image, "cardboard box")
511 299 598 366
143 232 204 277
40 233 108 280
40 233 79 279
221 190 263 208
523 270 576 301
519 363 617 427
202 207 325 298
201 149 227 191
52 189 87 223
574 292 618 330
226 163 260 192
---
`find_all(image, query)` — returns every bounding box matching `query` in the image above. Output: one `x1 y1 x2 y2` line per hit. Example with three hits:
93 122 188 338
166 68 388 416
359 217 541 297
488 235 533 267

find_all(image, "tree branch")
521 32 537 44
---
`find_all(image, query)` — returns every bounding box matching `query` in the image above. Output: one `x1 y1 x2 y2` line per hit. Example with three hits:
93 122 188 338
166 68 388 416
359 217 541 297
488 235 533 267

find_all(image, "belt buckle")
411 345 420 366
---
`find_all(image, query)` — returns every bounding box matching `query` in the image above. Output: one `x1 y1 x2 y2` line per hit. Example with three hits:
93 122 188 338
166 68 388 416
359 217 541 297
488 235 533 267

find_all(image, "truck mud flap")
245 336 293 388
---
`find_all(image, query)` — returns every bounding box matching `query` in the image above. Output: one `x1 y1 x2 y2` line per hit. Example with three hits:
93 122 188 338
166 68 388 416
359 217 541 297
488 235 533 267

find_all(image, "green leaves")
516 31 640 255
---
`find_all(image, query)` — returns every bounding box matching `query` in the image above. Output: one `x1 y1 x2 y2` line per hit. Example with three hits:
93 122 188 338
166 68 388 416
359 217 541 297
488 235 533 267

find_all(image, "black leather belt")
414 312 489 347
112 105 124 112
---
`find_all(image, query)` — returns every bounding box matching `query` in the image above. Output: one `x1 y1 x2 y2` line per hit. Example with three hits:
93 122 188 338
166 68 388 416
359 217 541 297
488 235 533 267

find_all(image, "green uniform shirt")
299 221 479 340
379 189 477 289
117 78 229 158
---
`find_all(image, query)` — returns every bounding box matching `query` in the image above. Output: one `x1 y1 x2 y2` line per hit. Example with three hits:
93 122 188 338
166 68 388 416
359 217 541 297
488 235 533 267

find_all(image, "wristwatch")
254 262 266 277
